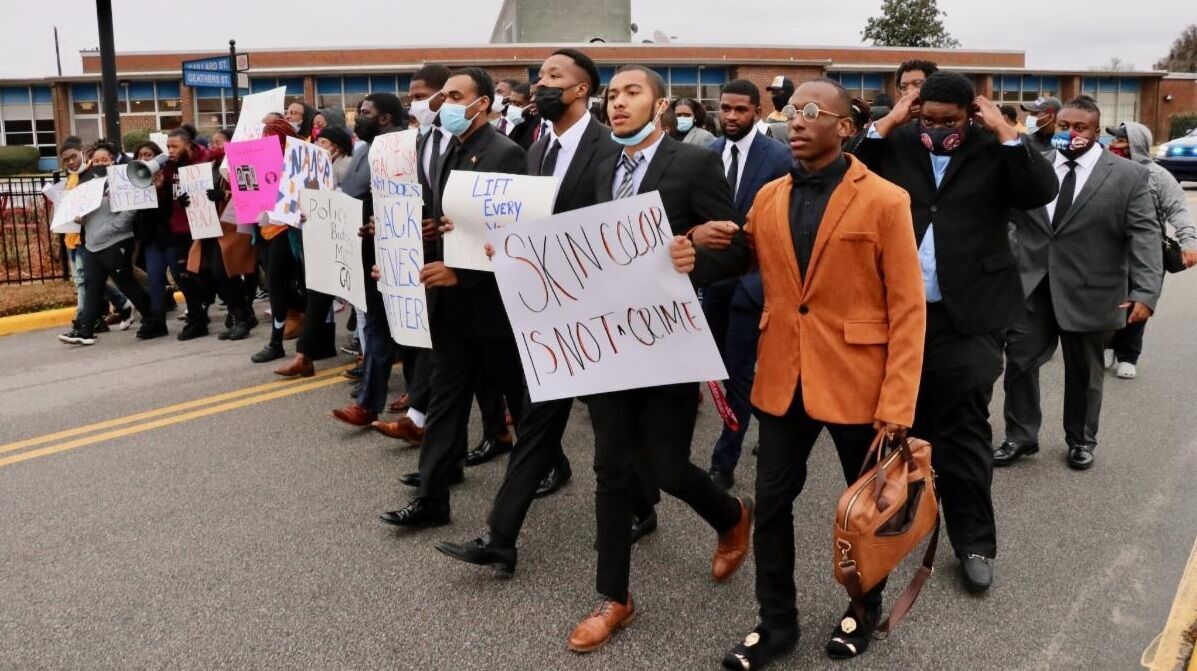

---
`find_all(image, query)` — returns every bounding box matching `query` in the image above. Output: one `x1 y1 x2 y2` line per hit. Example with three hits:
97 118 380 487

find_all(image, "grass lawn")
0 281 76 318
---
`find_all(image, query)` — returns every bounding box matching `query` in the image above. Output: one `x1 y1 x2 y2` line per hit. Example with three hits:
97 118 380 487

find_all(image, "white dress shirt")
721 131 756 200
544 112 591 181
420 126 453 180
1045 144 1103 221
611 132 665 199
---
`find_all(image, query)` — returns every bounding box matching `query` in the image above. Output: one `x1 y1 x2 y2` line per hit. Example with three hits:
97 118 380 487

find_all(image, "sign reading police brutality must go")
486 191 727 402
300 189 366 312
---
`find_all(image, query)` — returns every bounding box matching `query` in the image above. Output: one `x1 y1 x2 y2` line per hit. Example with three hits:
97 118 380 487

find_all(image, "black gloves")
175 192 191 208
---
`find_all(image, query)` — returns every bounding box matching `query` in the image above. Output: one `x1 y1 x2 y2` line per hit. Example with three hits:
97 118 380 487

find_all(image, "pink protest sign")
224 137 284 224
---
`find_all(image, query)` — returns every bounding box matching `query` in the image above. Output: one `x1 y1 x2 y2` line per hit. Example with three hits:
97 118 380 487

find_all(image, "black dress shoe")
399 470 464 488
464 436 513 467
1067 445 1095 470
533 459 572 498
709 467 734 490
434 534 517 576
631 511 658 544
723 624 799 670
961 554 994 594
379 498 450 527
993 440 1039 466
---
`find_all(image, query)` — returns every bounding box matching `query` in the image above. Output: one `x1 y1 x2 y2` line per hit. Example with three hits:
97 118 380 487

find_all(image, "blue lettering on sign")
483 198 522 221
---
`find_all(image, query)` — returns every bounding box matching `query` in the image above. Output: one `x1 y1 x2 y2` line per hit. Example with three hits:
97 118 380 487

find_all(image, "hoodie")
1123 121 1196 251
78 171 137 253
162 143 211 236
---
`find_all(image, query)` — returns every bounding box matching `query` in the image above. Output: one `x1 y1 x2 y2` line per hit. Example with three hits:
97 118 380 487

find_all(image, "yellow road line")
0 364 352 456
0 375 346 469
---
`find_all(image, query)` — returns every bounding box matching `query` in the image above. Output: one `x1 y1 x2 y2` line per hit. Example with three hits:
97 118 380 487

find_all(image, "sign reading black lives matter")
486 191 727 402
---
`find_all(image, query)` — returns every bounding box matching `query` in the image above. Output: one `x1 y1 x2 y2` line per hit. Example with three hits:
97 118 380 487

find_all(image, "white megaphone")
128 154 169 188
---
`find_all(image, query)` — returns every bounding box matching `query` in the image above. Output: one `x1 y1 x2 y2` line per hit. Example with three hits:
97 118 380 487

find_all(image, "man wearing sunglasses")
855 71 1057 595
671 77 926 667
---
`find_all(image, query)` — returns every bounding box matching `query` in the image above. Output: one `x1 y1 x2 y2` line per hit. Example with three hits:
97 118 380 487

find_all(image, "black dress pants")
587 382 741 604
753 383 880 630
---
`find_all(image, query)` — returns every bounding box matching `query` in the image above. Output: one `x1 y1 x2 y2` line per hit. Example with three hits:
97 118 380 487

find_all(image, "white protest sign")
367 129 419 189
487 191 727 402
271 137 334 226
41 179 66 206
107 164 158 212
300 189 367 312
232 86 286 142
178 162 221 239
441 171 557 272
149 132 170 153
49 176 107 234
374 182 431 349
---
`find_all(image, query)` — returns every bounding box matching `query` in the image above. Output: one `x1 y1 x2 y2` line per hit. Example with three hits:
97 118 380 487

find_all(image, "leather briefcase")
834 430 940 634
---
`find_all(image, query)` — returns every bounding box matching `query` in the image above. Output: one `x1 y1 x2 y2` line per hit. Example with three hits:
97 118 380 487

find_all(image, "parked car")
1156 128 1197 182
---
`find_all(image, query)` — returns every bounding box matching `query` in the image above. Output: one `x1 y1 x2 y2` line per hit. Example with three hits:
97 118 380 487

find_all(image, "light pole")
95 0 121 145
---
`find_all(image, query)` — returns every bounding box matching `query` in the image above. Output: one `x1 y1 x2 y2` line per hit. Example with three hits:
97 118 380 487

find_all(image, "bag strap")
840 513 940 636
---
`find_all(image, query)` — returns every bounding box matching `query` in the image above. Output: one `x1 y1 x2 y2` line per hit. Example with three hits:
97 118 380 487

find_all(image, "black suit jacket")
527 116 621 213
855 123 1057 334
509 115 546 151
592 133 742 236
428 123 527 339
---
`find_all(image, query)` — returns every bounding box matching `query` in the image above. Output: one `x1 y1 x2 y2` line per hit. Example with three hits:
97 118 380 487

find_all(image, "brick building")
0 42 1192 170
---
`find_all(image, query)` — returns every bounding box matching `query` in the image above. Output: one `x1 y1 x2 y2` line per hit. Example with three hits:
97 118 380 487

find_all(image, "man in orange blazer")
671 78 925 669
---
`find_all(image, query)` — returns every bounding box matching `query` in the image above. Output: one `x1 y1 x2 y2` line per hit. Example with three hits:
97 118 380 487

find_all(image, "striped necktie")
614 153 644 200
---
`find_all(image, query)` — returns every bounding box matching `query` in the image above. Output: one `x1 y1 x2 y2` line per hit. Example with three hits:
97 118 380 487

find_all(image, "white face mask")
505 105 526 124
491 96 506 113
409 98 438 129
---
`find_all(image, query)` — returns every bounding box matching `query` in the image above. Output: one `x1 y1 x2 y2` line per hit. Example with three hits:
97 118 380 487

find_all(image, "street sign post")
181 55 234 89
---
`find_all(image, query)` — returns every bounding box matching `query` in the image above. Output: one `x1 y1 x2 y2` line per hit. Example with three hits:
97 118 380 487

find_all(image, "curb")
0 291 186 338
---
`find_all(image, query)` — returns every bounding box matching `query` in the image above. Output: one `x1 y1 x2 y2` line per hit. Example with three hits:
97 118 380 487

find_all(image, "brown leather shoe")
712 496 754 582
283 309 303 340
274 354 314 378
567 595 636 653
387 393 411 413
370 416 424 445
330 403 377 427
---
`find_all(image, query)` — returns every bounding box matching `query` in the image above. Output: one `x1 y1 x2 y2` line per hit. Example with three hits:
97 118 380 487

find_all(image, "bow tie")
790 168 824 189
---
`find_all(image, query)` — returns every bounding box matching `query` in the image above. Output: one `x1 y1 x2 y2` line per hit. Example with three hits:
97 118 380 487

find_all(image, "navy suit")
703 131 792 477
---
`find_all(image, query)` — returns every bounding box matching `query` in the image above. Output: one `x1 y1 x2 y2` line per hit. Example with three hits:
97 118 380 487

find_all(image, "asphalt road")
2 188 1196 671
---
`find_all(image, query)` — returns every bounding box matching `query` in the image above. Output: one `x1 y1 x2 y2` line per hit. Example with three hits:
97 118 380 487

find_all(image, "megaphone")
128 154 169 188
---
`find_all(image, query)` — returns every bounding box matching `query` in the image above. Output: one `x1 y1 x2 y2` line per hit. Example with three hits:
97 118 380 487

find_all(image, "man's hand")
297 212 307 225
689 221 738 250
421 218 439 241
73 215 84 224
874 90 919 137
359 215 375 238
437 216 454 234
972 95 1017 143
873 420 910 438
669 235 696 274
371 264 381 282
1120 300 1154 324
420 261 458 288
483 242 495 259
1183 249 1197 269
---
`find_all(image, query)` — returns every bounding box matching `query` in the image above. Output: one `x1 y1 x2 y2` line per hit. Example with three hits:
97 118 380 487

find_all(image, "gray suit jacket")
1011 149 1163 332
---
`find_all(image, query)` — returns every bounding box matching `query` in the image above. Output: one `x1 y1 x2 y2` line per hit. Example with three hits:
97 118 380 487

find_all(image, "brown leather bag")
834 430 940 634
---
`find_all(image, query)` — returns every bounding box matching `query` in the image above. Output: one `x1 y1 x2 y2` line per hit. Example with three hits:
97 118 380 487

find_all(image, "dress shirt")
721 131 756 201
788 153 849 279
545 112 591 181
1044 144 1102 221
611 132 665 200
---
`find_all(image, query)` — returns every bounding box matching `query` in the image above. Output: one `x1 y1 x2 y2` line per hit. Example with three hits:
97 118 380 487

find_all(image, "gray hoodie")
1124 121 1196 251
81 177 136 253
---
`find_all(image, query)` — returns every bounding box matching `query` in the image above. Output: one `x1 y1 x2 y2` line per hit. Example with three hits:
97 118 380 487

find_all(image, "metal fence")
0 174 69 285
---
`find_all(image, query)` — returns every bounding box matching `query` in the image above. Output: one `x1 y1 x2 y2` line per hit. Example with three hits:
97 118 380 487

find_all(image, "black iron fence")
0 174 69 285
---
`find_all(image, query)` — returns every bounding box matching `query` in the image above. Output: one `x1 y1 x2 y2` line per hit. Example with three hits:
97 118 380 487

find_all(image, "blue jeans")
356 279 393 414
144 242 185 314
70 246 129 322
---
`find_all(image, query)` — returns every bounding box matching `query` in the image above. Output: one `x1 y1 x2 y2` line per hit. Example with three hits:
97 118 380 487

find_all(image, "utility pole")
53 26 62 77
229 40 239 127
95 0 121 145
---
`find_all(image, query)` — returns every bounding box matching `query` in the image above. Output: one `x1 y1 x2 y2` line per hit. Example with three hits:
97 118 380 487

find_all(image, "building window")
1 85 56 158
994 75 1060 104
72 81 185 143
1082 77 1139 125
193 86 249 133
315 75 412 125
828 72 886 103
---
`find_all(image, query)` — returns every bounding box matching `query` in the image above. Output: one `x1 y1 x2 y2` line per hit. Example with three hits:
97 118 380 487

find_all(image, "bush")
1169 113 1197 140
0 146 41 176
122 129 151 153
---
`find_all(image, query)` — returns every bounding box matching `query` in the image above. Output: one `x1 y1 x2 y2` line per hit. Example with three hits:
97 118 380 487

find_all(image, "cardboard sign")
271 137 334 226
149 132 170 153
487 191 727 402
442 171 557 272
374 182 431 349
49 176 107 234
231 86 286 142
177 162 221 239
107 164 158 212
367 129 420 190
300 189 367 312
41 179 66 206
224 137 284 224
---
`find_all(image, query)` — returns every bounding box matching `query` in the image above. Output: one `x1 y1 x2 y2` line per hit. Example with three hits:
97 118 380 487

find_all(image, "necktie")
1051 160 1078 230
428 128 442 183
615 153 644 200
540 139 562 177
498 118 508 134
726 144 740 199
789 166 824 189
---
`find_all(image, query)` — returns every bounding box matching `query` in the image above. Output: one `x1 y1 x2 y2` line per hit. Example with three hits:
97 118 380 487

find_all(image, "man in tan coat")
670 77 925 669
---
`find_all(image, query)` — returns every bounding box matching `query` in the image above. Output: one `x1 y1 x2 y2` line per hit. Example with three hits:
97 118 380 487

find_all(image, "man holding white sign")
441 171 556 271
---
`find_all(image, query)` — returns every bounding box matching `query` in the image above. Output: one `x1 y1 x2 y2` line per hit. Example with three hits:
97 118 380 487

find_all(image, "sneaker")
1115 361 1137 379
93 318 110 334
116 302 134 331
223 315 257 341
1102 349 1115 369
251 342 286 363
340 337 362 356
58 327 88 344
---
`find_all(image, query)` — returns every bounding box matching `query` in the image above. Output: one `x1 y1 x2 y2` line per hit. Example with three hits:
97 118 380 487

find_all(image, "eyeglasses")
782 102 848 122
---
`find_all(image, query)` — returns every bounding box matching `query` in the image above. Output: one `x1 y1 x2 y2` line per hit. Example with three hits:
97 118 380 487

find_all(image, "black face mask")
354 116 380 144
533 85 577 122
86 164 109 179
771 93 789 111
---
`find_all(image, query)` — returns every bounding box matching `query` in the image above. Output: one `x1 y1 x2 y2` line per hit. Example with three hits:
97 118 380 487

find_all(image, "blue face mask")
612 121 656 147
676 116 694 133
439 98 481 137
